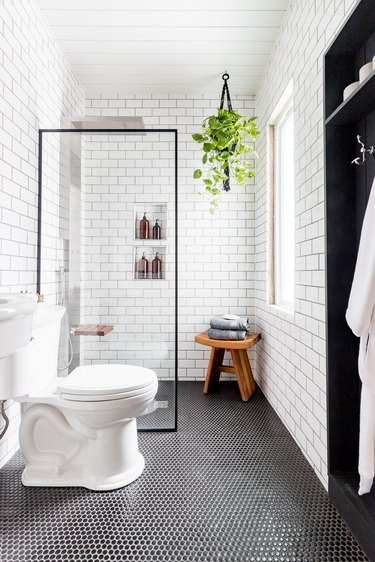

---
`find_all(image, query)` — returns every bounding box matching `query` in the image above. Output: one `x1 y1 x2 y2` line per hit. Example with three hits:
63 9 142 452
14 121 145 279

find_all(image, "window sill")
268 303 295 317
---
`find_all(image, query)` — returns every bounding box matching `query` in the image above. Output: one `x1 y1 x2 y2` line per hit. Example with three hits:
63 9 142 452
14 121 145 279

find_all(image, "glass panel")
39 130 177 431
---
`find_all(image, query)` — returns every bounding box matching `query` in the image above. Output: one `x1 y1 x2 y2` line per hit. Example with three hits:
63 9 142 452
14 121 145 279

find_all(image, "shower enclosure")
37 128 178 431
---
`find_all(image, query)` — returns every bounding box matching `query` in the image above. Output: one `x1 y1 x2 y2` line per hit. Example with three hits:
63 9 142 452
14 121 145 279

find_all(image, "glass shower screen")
37 129 178 431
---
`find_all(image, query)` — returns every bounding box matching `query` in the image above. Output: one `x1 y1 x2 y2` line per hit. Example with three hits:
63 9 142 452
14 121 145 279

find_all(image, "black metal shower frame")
37 128 178 432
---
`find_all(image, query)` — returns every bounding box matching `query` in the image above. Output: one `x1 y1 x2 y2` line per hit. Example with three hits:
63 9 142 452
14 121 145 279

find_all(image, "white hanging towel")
346 176 375 495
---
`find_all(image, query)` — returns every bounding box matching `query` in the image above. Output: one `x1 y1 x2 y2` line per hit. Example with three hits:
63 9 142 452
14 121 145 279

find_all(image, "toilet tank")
30 305 66 392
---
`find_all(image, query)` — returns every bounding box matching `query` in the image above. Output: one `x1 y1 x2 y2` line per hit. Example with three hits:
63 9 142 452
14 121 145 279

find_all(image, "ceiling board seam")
72 64 266 67
58 41 277 44
41 9 286 11
60 40 275 43
49 25 282 29
64 51 273 53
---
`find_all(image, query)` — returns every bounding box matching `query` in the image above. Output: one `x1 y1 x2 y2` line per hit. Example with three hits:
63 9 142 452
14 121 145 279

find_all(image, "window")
269 87 295 311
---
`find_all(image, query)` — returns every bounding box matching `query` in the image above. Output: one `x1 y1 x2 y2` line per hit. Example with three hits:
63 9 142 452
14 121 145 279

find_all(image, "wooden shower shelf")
72 324 113 336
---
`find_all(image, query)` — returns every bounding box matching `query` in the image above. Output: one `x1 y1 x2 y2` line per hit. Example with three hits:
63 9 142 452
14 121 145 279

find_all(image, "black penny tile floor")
0 381 369 561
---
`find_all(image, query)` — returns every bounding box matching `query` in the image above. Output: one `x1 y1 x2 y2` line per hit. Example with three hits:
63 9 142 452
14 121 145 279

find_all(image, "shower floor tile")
0 382 369 562
138 379 176 430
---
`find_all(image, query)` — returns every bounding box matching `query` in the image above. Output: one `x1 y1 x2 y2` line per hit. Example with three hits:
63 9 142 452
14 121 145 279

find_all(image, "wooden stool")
194 330 261 402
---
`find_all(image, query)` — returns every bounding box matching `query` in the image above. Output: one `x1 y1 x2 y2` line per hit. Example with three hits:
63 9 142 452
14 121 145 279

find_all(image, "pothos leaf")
192 133 205 142
191 107 260 213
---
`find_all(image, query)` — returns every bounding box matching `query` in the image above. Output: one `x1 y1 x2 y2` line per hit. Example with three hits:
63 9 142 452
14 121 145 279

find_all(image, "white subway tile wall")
81 131 176 376
0 0 84 467
254 0 356 487
85 95 257 380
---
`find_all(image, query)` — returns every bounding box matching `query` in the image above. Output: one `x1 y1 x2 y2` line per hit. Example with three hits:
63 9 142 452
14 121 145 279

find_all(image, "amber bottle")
152 252 162 279
140 212 149 239
152 218 161 240
137 252 148 279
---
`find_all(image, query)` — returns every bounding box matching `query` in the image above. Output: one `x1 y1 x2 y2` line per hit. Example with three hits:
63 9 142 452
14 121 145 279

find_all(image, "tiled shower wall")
254 0 356 487
81 132 176 377
0 0 84 467
85 94 257 381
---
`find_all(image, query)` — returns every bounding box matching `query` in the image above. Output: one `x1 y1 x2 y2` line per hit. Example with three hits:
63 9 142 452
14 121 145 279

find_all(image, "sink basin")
0 294 37 359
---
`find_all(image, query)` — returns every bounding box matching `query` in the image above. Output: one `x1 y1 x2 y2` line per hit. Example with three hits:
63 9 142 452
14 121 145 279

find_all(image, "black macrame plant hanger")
220 72 233 192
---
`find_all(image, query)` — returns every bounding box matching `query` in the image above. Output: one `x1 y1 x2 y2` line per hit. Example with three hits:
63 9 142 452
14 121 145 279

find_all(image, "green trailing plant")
192 108 259 214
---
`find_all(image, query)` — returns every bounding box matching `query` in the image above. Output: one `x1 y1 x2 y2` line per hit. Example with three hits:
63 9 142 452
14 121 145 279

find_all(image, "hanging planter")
192 73 259 214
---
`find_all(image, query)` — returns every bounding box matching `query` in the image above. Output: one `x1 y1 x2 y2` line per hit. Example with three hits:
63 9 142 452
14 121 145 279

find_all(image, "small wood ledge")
72 324 114 336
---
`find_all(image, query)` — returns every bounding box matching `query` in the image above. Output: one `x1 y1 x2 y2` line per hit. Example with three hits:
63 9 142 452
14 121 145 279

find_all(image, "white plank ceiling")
35 0 290 96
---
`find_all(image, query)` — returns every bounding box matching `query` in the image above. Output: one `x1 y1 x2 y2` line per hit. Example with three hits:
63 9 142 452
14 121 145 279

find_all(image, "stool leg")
242 351 256 396
204 348 225 394
230 349 256 402
239 349 256 396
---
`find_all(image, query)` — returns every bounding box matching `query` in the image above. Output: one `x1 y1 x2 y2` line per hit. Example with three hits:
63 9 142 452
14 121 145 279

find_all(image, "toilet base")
21 452 145 491
19 403 147 491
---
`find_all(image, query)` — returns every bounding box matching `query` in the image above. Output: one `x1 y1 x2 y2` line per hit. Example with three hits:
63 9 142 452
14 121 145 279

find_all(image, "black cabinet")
325 1 375 559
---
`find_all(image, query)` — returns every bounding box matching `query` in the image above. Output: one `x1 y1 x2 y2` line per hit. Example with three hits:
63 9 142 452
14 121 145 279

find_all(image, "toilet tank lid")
58 364 157 396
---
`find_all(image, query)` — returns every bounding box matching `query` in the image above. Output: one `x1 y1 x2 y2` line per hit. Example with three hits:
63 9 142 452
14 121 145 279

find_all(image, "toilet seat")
57 364 158 402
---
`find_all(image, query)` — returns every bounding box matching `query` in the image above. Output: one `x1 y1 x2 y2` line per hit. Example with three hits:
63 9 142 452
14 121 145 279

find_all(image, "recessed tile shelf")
133 245 166 281
133 203 168 280
132 238 167 245
134 203 167 241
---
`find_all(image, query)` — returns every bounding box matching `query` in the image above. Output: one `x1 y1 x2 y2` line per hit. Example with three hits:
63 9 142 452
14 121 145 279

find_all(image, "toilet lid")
57 364 157 399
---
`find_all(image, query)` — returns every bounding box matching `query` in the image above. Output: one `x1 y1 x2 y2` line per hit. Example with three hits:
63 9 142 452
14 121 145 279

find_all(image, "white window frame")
268 84 295 312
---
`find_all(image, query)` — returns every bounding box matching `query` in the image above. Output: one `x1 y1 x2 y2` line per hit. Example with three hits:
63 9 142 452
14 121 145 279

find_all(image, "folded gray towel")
210 316 250 331
208 328 248 340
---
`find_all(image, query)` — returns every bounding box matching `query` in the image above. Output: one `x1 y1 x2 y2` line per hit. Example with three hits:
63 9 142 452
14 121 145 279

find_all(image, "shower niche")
133 246 166 280
133 202 168 281
133 203 167 241
37 127 178 431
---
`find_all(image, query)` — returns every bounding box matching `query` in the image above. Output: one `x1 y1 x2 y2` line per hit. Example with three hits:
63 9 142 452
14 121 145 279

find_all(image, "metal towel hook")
351 135 375 165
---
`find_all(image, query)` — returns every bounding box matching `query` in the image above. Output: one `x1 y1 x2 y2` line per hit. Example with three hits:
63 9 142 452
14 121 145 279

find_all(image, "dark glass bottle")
137 252 148 279
152 252 162 279
152 218 161 240
140 212 149 239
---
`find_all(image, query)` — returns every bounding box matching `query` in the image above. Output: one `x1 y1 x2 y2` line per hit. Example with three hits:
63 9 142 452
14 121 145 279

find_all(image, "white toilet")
16 305 158 491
